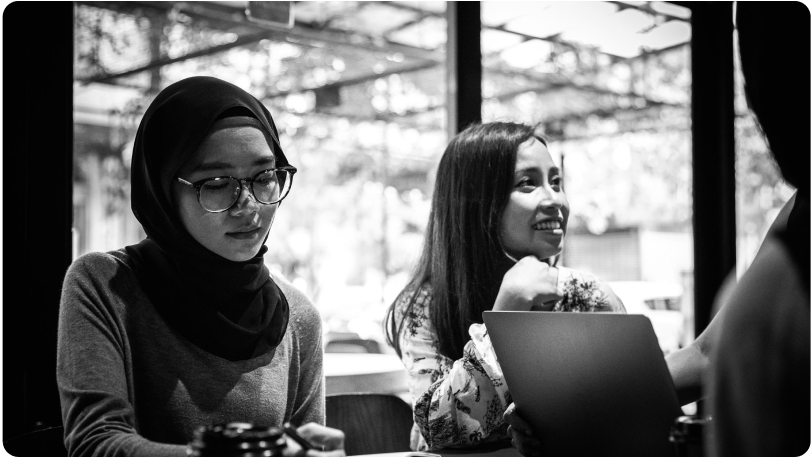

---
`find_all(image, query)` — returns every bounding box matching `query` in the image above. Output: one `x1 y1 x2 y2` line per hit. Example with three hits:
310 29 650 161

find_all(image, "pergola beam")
81 1 444 63
79 31 272 84
264 60 439 98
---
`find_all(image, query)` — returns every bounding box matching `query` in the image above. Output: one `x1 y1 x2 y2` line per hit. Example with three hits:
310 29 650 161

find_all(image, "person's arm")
57 254 187 457
398 290 511 450
287 294 326 426
284 423 345 457
666 192 798 406
665 276 731 407
708 239 810 457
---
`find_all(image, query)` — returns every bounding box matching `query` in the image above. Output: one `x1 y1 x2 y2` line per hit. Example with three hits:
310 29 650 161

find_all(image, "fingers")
306 450 346 457
508 425 543 457
548 265 559 284
503 403 533 436
504 404 542 457
297 423 345 451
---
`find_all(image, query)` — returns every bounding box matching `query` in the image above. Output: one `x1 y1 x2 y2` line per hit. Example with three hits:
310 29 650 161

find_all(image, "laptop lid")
482 311 682 457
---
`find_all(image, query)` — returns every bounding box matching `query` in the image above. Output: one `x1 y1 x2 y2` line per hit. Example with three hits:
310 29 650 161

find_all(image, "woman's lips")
226 227 261 240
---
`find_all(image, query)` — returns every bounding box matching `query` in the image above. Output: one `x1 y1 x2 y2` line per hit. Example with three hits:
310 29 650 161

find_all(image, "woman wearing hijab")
57 76 339 457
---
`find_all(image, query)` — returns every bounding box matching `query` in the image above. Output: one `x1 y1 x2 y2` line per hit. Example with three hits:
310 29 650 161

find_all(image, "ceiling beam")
78 31 271 84
485 66 682 106
265 60 439 98
81 1 443 63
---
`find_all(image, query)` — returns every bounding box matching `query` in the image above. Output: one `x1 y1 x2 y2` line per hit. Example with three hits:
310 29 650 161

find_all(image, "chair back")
325 393 413 456
3 426 66 457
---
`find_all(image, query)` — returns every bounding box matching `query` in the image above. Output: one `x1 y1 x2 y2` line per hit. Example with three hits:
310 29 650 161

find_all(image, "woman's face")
171 123 278 262
500 138 570 261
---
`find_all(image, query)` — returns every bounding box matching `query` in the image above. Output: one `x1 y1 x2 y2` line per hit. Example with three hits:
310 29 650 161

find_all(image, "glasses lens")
252 170 291 204
200 177 240 212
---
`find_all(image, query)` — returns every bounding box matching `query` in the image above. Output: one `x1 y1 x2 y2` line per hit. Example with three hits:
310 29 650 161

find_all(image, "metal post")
689 3 736 338
446 2 482 136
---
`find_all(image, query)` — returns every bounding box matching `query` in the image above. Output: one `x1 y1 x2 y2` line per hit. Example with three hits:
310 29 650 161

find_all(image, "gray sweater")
57 250 325 457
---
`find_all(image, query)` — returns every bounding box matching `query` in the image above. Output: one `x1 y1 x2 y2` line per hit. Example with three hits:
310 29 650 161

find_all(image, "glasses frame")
176 165 298 213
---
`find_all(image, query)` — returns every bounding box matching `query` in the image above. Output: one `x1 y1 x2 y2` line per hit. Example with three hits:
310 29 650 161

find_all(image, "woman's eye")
516 178 536 190
205 181 230 192
551 176 563 187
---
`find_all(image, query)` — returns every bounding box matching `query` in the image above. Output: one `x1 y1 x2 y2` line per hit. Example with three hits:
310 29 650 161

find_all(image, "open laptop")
482 311 683 457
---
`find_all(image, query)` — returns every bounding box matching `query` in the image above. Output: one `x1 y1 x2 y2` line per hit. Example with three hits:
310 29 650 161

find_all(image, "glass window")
482 1 695 355
73 1 448 357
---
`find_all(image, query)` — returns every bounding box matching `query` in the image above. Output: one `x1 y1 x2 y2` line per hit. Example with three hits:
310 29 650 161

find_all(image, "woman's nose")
229 184 260 215
539 188 563 210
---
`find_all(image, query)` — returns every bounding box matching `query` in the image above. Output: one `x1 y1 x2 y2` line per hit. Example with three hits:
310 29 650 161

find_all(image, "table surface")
323 352 409 396
323 353 405 377
353 446 522 457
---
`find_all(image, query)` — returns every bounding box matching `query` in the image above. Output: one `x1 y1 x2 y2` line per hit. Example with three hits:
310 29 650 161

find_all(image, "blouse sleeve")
396 287 511 450
554 267 626 313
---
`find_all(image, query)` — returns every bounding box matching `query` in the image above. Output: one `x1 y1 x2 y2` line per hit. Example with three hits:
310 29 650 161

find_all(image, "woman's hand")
284 423 346 457
493 256 561 311
504 403 542 457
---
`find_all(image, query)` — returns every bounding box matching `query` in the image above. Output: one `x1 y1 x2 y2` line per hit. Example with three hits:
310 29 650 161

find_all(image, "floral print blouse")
393 267 626 451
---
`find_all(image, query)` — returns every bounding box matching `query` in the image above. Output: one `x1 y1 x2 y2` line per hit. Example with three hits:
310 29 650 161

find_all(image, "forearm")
291 331 326 426
666 343 708 406
58 262 186 457
63 423 186 457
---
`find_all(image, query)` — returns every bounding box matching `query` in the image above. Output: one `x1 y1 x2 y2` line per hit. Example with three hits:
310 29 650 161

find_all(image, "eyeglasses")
176 166 297 213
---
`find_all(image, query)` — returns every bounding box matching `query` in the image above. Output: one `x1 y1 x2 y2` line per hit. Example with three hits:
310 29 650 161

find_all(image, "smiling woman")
384 122 625 452
56 76 344 457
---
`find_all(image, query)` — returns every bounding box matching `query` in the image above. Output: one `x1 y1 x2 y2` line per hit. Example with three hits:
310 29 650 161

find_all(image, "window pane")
482 1 695 360
73 2 448 366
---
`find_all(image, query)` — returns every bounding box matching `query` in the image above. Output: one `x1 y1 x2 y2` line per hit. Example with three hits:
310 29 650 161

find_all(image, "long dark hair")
385 122 543 360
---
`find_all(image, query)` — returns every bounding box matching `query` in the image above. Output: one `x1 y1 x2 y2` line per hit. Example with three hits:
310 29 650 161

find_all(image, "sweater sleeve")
57 253 187 457
279 277 326 427
396 288 511 450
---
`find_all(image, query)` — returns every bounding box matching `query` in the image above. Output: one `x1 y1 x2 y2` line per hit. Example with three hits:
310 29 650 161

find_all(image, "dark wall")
3 2 74 439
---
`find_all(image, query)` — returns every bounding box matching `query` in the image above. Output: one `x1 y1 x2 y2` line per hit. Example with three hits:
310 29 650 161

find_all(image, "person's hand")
504 403 542 457
283 423 346 457
493 256 561 311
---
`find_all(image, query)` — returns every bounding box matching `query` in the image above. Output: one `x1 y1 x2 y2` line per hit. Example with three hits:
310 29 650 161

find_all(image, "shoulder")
395 282 433 309
68 249 131 273
714 237 810 390
272 272 321 330
393 282 433 319
60 250 139 327
724 238 809 331
64 249 135 289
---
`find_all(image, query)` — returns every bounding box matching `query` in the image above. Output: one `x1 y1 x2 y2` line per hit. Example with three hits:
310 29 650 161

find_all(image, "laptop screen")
483 311 682 457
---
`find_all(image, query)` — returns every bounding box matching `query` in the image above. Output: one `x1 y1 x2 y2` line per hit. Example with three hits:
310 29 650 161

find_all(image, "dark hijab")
125 76 290 361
